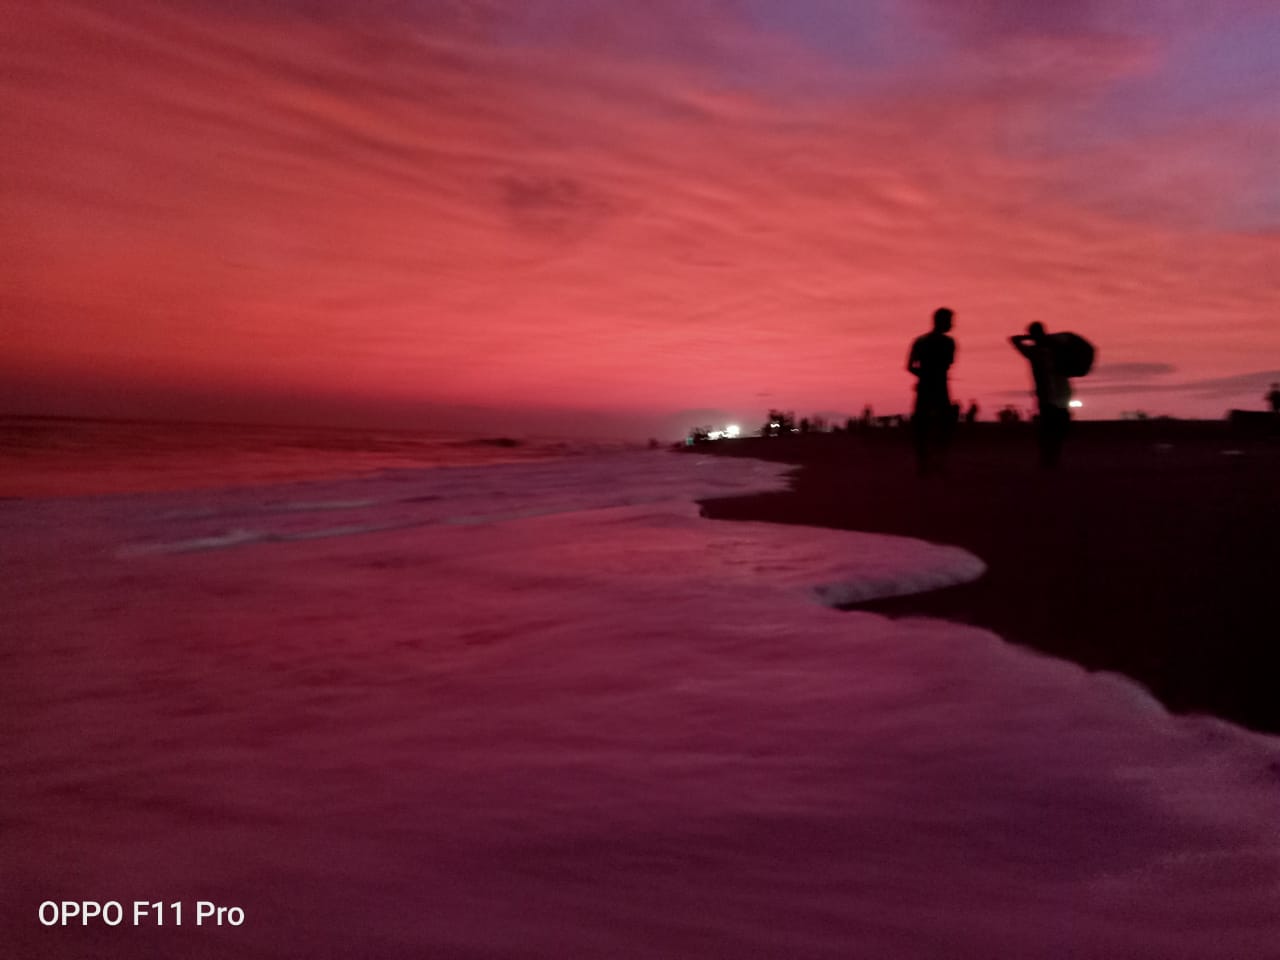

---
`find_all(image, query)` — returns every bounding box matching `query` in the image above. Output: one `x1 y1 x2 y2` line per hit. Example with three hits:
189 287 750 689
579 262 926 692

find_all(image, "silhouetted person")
908 307 956 475
1011 322 1071 468
1268 382 1280 414
964 401 979 424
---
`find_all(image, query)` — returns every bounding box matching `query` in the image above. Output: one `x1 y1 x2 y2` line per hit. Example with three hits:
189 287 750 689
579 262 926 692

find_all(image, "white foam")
117 521 437 556
115 526 268 555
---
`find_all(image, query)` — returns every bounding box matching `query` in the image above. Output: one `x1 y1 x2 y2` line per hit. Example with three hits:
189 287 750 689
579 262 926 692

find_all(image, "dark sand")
691 420 1280 735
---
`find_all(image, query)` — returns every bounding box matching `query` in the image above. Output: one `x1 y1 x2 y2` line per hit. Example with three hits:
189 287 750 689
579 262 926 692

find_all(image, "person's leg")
913 407 931 475
1036 405 1053 468
1054 406 1071 462
936 402 954 475
1040 406 1068 468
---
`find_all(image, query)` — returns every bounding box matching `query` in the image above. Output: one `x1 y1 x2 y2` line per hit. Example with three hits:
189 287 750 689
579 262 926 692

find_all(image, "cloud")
1169 370 1278 398
909 0 1156 89
1092 362 1177 379
1071 369 1280 399
496 174 616 239
914 0 1107 40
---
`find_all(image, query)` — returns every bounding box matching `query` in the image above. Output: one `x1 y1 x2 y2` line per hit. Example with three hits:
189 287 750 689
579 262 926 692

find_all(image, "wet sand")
691 420 1280 735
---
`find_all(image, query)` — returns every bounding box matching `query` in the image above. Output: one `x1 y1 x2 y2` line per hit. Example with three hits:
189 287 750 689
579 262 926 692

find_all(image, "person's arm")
907 341 921 377
1009 335 1034 358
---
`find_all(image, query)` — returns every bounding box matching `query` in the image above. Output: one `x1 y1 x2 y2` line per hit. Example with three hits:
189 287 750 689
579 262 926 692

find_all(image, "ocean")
0 416 606 499
2 419 1278 958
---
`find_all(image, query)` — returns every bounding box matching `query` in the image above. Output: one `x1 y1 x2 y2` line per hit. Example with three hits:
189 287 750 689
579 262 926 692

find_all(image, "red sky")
2 0 1278 437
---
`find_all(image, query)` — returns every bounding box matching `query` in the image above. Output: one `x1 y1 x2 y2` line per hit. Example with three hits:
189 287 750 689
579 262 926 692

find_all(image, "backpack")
1049 332 1096 378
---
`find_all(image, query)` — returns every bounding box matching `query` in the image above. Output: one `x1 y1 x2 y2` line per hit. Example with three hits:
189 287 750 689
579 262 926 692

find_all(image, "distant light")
725 424 740 438
1069 400 1083 408
707 430 724 440
769 422 780 429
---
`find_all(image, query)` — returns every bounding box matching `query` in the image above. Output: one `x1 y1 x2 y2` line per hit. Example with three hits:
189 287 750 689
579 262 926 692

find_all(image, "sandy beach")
693 419 1280 735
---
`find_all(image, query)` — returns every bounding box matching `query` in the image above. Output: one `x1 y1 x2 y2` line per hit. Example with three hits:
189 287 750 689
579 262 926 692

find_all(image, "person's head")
1027 321 1046 341
932 307 954 333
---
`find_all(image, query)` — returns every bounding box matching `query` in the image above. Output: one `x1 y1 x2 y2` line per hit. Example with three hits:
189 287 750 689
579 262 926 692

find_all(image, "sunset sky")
3 0 1277 437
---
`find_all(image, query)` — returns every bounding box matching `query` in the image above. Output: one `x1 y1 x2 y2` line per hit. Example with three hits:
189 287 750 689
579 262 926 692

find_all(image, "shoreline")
690 421 1280 735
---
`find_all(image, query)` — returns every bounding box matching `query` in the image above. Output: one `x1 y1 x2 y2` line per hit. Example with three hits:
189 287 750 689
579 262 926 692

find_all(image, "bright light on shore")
703 424 741 441
1069 400 1083 408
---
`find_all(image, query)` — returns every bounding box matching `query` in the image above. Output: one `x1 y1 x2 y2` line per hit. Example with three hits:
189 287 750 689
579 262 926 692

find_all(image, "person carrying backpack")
1010 322 1094 468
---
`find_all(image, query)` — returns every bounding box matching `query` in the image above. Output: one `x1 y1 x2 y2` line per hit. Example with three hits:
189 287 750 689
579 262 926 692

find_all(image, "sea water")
0 416 594 498
2 443 1278 958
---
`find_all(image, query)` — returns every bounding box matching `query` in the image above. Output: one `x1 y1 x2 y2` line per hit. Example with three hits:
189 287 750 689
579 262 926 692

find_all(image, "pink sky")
2 0 1278 437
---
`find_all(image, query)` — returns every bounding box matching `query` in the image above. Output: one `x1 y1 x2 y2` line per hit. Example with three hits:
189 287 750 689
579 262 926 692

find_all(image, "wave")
107 452 985 606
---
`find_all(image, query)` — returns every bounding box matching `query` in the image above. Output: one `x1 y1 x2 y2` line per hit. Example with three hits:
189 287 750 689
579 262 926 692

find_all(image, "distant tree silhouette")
761 409 796 437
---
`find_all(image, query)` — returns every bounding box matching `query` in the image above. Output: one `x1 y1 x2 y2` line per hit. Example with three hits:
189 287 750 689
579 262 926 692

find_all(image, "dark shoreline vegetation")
688 420 1280 735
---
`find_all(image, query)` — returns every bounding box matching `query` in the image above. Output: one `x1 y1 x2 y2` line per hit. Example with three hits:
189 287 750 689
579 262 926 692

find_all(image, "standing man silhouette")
1010 322 1071 468
907 307 956 475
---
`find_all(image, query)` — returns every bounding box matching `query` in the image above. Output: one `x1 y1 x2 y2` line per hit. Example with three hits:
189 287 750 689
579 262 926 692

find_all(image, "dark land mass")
689 419 1280 735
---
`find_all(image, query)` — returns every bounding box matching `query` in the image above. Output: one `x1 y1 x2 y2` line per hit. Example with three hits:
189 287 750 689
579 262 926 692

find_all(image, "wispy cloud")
1080 369 1280 399
1092 362 1178 380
